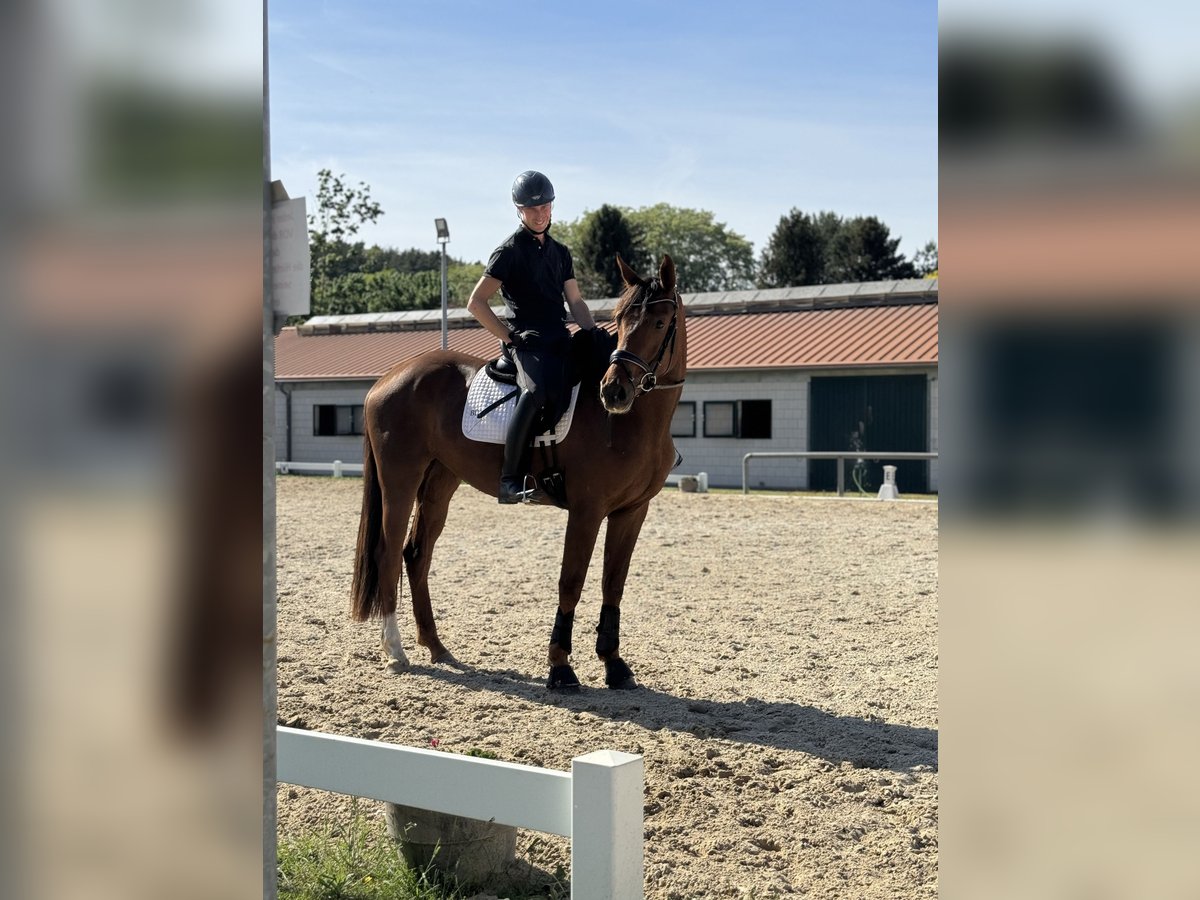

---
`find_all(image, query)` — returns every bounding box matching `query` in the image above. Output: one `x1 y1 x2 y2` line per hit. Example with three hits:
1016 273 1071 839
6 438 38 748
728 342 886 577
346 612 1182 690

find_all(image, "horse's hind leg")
377 468 424 671
598 501 651 689
404 461 460 663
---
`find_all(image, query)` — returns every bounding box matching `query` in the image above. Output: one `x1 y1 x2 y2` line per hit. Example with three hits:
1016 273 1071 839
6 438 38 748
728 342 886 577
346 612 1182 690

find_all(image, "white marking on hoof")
381 614 410 670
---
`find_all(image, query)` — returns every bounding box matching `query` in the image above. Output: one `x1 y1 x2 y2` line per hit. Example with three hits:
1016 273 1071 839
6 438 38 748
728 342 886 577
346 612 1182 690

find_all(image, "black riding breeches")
508 334 571 408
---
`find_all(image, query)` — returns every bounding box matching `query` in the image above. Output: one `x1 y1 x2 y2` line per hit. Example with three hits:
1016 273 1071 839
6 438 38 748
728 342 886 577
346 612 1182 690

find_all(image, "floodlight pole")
435 218 450 350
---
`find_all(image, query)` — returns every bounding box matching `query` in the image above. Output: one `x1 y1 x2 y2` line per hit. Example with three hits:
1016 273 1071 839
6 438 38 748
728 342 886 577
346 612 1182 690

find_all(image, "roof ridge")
293 279 938 335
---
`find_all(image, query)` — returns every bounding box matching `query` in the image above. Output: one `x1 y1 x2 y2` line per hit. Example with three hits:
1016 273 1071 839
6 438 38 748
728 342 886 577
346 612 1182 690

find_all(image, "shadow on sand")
410 659 937 774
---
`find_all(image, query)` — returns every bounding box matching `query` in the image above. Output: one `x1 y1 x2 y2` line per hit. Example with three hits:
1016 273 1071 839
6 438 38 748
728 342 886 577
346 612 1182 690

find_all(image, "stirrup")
498 474 542 505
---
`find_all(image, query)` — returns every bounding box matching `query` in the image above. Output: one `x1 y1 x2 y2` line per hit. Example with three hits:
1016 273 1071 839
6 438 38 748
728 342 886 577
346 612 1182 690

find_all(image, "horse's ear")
659 254 676 294
615 253 644 287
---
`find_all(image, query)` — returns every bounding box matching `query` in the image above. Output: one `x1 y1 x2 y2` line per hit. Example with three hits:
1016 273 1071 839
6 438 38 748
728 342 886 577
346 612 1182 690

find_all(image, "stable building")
273 278 938 493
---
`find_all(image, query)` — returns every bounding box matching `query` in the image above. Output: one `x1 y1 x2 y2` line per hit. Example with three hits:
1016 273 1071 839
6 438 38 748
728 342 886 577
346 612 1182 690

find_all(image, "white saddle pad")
461 369 581 446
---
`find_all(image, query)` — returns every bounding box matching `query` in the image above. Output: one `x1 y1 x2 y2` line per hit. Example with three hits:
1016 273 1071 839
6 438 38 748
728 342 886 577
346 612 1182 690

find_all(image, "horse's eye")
655 320 666 329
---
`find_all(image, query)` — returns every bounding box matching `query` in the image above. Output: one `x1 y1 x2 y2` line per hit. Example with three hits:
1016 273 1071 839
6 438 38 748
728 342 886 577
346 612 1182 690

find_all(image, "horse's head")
600 253 686 414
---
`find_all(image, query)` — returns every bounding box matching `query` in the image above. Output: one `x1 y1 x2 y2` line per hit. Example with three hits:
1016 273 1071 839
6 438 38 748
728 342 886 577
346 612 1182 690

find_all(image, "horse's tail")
351 432 385 622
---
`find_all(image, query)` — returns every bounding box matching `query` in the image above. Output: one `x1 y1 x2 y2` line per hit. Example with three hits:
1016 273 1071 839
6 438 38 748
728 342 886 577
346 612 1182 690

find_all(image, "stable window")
740 399 772 439
703 400 772 439
670 402 696 438
703 401 736 437
313 404 364 436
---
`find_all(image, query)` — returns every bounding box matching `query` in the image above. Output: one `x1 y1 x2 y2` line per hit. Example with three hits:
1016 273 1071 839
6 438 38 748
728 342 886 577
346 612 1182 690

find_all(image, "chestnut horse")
351 254 686 690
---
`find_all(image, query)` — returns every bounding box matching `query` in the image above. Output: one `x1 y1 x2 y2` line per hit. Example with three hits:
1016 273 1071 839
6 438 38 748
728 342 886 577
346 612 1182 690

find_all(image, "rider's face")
519 202 553 230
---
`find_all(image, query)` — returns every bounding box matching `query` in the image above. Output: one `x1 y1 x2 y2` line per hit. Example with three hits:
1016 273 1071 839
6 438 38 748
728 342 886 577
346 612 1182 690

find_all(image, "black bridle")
607 290 685 394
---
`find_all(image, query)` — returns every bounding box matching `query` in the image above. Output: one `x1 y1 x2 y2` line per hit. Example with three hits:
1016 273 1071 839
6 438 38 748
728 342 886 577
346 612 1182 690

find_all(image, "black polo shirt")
484 226 576 334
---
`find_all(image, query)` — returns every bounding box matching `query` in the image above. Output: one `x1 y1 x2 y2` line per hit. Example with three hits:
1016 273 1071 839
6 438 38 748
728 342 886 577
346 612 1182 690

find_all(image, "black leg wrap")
547 664 580 692
604 657 638 690
550 608 575 655
596 605 621 657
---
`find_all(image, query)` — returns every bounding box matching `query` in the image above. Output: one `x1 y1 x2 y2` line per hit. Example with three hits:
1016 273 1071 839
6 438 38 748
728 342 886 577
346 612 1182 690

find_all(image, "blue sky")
268 1 937 269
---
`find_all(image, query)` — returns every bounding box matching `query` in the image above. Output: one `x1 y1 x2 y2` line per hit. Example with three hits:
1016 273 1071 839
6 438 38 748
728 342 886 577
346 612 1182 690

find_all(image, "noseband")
608 291 685 394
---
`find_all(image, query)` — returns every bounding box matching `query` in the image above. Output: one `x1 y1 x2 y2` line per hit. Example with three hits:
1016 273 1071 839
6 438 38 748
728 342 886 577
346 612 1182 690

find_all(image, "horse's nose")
601 376 628 410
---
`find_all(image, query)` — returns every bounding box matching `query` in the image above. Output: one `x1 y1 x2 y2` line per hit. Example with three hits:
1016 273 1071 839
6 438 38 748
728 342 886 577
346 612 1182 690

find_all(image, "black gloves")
507 329 541 350
589 326 615 355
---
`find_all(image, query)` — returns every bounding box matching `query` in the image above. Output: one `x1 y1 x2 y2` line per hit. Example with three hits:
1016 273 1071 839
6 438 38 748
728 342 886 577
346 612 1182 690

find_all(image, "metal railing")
275 460 363 477
741 451 938 496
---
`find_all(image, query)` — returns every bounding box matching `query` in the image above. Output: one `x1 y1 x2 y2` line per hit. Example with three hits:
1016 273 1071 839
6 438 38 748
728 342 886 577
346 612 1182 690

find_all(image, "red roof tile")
275 302 937 381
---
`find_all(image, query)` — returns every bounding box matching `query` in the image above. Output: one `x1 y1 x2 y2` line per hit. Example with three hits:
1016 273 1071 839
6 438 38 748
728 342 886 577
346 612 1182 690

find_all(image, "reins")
608 290 685 394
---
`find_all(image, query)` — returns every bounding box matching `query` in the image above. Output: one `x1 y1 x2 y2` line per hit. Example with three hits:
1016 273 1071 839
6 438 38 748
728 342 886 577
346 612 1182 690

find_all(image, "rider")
467 170 601 504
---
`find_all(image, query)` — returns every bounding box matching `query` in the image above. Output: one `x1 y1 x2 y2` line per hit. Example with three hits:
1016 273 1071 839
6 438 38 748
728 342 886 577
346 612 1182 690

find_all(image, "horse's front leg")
547 509 605 691
598 502 651 689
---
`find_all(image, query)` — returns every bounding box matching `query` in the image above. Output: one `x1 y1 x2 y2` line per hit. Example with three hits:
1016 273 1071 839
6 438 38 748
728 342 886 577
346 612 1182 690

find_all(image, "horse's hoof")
604 658 638 690
430 650 457 666
547 664 581 692
386 658 410 674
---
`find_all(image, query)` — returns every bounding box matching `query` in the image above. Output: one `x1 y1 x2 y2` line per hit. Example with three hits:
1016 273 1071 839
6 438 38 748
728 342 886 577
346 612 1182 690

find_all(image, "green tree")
321 271 369 316
826 216 917 282
362 270 442 313
758 208 843 287
447 262 486 307
621 203 755 292
548 217 577 250
575 204 645 298
759 209 919 287
912 239 938 277
308 170 384 316
308 168 383 242
363 246 445 274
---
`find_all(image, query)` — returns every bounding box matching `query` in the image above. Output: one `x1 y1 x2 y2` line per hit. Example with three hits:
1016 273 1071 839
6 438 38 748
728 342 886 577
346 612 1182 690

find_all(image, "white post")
570 750 643 900
332 459 343 478
697 471 708 493
877 464 899 500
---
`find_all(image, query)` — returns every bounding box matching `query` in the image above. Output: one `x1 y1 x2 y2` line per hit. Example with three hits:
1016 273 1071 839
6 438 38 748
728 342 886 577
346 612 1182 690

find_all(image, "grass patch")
278 803 568 900
279 809 454 900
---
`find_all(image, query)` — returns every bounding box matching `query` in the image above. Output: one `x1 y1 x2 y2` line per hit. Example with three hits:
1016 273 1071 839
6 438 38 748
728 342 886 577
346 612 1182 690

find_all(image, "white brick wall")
672 370 811 490
275 367 938 493
275 381 376 464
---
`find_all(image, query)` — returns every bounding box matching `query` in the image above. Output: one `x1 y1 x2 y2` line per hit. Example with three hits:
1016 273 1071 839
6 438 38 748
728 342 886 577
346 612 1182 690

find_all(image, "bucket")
384 803 517 884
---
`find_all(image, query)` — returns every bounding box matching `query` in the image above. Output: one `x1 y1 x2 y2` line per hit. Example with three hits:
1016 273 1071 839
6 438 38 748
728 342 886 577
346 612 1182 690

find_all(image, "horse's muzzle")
600 368 635 414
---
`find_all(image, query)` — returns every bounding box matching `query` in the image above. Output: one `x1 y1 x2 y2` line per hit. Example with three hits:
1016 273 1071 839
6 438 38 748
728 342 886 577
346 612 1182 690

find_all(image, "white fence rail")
742 450 939 496
276 727 643 899
275 460 363 477
276 461 707 492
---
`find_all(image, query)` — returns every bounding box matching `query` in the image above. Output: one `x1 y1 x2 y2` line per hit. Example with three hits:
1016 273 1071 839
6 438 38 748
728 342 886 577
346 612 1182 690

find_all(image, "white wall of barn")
275 367 938 493
673 367 938 492
275 381 375 465
672 370 810 490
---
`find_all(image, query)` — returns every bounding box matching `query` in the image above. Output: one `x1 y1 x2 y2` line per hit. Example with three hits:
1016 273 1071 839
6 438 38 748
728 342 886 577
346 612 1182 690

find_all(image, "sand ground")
276 476 938 898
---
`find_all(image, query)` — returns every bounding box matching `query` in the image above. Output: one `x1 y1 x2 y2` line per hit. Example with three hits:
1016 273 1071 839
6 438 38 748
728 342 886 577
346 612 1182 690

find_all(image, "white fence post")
332 459 343 477
570 749 643 900
877 464 900 500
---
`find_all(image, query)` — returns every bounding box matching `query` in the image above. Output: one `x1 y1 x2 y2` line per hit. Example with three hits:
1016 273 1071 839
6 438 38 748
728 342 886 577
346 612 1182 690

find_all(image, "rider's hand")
508 329 540 350
589 326 613 353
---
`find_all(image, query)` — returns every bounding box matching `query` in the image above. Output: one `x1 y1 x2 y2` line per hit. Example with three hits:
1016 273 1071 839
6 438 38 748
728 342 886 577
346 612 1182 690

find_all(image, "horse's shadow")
410 660 937 774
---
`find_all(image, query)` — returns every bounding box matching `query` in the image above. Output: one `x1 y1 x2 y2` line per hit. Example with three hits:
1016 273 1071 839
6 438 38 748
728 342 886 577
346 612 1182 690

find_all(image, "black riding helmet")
512 170 555 207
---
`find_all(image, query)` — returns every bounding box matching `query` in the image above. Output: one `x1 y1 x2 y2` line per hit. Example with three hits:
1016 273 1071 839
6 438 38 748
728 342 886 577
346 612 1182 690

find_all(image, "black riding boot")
498 390 542 504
